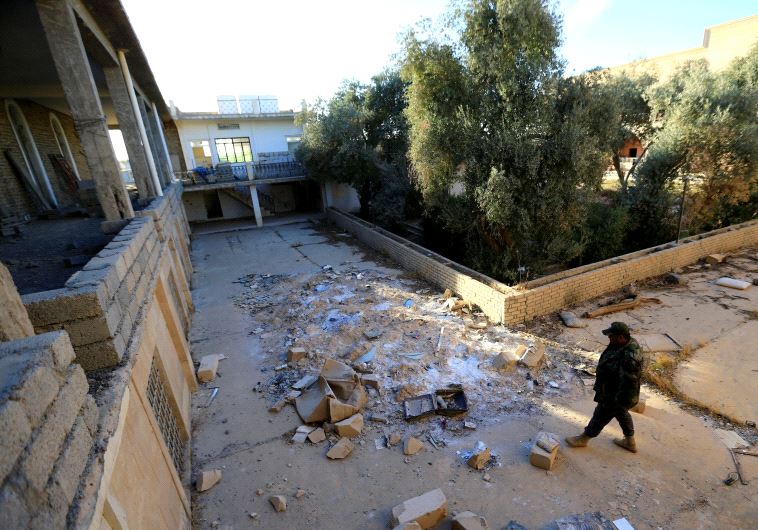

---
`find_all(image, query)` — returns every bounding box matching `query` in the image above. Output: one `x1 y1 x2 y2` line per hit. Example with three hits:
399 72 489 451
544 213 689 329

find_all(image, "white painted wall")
175 116 302 169
324 181 361 212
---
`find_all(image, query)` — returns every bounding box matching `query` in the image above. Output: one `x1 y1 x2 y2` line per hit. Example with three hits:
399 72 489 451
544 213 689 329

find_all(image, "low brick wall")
327 208 758 326
0 331 98 528
327 208 513 322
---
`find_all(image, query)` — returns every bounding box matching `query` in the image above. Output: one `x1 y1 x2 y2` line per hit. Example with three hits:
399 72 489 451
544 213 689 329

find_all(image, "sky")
120 0 757 113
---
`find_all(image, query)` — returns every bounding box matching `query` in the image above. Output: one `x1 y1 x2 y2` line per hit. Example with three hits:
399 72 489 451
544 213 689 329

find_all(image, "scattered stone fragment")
295 489 306 499
295 377 335 423
347 384 369 409
248 512 258 519
631 399 646 414
292 425 316 443
482 473 491 482
393 523 422 530
388 432 402 446
364 328 382 340
443 288 453 299
491 348 521 371
559 311 587 328
535 431 560 453
504 521 529 530
196 469 222 492
452 510 490 530
197 355 221 382
292 374 318 390
269 398 288 413
335 413 364 437
285 390 301 403
329 398 359 422
308 427 326 443
467 441 490 470
326 437 355 459
256 489 264 496
369 413 388 423
390 488 448 529
360 374 381 390
530 433 559 470
320 358 360 400
275 364 288 371
288 346 307 362
520 343 545 368
547 380 560 389
269 495 287 512
404 436 424 455
292 431 309 443
705 253 726 265
464 421 477 430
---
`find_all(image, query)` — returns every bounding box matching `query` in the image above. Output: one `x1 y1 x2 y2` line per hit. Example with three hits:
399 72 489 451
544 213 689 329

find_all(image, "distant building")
172 95 359 225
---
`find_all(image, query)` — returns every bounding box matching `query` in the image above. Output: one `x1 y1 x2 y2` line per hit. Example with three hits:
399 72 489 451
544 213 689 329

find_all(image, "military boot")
613 435 637 453
565 433 591 447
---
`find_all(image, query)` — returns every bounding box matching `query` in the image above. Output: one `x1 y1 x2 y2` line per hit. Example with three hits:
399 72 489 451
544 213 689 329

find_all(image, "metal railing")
177 159 306 186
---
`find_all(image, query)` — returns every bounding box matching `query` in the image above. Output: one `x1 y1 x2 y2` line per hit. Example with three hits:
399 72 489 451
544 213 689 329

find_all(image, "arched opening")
50 112 81 180
5 100 58 209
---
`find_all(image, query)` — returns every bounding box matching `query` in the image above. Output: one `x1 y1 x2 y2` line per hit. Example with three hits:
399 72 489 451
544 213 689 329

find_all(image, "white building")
172 95 359 225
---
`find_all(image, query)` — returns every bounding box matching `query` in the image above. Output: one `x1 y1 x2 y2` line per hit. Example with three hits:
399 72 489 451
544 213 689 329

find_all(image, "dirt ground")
188 221 758 530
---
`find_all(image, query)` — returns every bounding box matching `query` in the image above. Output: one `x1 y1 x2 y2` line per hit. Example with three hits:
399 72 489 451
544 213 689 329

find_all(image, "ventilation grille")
146 357 185 474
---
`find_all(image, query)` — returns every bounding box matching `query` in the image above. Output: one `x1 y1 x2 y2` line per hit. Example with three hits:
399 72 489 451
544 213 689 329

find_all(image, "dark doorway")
203 191 223 219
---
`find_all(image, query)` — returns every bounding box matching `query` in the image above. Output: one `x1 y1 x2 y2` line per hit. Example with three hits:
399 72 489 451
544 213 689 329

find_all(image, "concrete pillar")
0 262 34 341
103 66 157 201
250 185 263 227
35 0 134 221
151 102 175 180
137 98 168 188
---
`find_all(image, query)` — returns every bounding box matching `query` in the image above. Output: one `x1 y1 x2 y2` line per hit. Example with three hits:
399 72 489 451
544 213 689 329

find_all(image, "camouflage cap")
602 321 631 337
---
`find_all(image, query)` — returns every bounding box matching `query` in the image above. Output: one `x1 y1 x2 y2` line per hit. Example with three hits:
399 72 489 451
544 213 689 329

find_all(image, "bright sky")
120 0 757 112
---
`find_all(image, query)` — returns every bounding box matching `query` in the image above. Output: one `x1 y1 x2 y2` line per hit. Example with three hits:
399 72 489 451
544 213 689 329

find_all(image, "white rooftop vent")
217 95 239 114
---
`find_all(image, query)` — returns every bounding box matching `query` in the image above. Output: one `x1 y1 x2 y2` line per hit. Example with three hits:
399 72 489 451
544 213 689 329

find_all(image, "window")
215 137 252 163
190 140 212 167
50 113 80 180
5 100 58 209
628 147 638 158
286 135 302 156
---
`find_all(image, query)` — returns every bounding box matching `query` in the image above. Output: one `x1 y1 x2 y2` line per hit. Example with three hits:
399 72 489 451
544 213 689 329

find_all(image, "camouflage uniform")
584 333 643 438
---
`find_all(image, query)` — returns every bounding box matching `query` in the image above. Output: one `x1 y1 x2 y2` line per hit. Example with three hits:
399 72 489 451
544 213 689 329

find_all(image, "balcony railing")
177 159 306 186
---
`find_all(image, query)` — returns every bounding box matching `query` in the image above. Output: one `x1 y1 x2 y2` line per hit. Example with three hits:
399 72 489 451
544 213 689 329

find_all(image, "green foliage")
579 201 630 263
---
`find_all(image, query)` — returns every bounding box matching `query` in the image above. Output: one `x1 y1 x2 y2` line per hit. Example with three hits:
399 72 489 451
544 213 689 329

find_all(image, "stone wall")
327 208 758 326
327 208 512 323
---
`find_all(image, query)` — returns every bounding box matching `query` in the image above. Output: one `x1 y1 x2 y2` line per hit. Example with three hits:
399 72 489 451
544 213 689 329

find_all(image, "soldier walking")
566 322 643 453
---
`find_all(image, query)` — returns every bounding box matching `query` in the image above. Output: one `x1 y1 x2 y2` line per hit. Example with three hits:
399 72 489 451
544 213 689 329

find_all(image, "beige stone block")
197 469 222 492
335 413 363 437
269 495 286 512
530 442 558 470
326 437 354 459
390 488 448 529
452 511 490 530
197 354 220 382
329 398 359 423
287 346 307 362
307 427 326 443
520 343 545 368
295 377 335 423
404 436 424 455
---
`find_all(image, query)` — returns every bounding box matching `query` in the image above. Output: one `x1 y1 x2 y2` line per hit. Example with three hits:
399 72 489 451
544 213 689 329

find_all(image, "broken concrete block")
535 431 560 453
630 399 646 414
269 495 287 512
326 437 354 459
390 488 448 529
705 253 726 265
308 427 326 443
404 436 424 455
196 469 222 492
197 355 220 382
292 425 316 443
491 347 521 371
388 432 402 447
335 413 363 437
467 441 490 470
292 374 318 390
452 511 490 530
364 328 382 340
530 441 558 470
292 431 309 443
288 346 307 362
559 311 587 328
295 377 335 423
329 398 359 422
519 343 545 368
347 384 368 410
463 421 477 430
360 374 381 390
269 398 287 413
368 413 388 423
320 358 359 400
393 523 422 530
285 390 302 403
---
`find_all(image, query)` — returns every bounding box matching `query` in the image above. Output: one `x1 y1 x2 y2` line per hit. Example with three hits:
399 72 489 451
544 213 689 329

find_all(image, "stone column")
249 184 263 227
137 97 168 187
103 66 157 201
35 0 134 221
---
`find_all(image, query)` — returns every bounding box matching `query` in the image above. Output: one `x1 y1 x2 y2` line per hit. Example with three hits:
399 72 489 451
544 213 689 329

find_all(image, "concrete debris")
285 390 302 404
329 398 359 422
705 254 727 265
326 437 354 459
388 432 402 446
353 345 377 364
535 431 560 453
547 381 560 389
504 522 529 530
451 510 490 530
491 346 522 371
360 374 381 390
482 473 491 482
292 424 316 443
390 488 448 529
443 288 453 299
559 310 587 328
269 398 288 413
631 399 646 414
368 413 388 423
292 374 318 390
467 441 491 470
464 421 477 430
196 469 222 492
404 436 424 455
364 328 382 340
530 431 559 470
393 523 422 530
613 517 635 530
295 376 335 423
269 495 287 512
347 384 369 409
714 429 750 449
308 427 326 443
715 277 751 290
519 343 545 369
543 512 616 529
295 489 306 499
275 364 288 371
197 355 221 382
335 413 364 437
287 346 307 362
256 489 264 496
321 358 360 400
